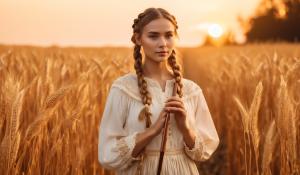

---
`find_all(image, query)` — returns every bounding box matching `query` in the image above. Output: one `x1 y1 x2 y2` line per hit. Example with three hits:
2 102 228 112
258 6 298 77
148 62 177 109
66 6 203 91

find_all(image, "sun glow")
208 24 224 39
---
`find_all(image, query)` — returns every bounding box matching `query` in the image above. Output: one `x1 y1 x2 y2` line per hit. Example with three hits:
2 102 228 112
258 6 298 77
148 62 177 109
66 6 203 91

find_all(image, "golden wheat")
0 43 299 175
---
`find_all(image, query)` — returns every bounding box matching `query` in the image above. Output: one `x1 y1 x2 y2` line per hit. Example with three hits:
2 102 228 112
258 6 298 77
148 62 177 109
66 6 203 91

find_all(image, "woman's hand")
164 97 196 149
150 107 169 136
164 96 189 132
132 107 169 157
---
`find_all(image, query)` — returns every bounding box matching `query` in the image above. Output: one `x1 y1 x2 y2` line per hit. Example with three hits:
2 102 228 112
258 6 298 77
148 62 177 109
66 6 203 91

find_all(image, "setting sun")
208 24 224 39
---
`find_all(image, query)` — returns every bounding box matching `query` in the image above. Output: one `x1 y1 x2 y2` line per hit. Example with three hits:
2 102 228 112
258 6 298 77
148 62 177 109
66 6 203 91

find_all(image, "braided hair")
130 8 183 129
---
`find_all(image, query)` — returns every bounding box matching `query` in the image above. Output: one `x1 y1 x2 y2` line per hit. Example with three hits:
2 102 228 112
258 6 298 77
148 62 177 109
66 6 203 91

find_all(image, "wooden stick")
156 82 178 175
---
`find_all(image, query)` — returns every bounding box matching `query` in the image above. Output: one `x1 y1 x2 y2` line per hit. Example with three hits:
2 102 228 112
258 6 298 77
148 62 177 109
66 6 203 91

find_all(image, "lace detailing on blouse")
183 133 204 161
112 132 142 170
111 72 202 102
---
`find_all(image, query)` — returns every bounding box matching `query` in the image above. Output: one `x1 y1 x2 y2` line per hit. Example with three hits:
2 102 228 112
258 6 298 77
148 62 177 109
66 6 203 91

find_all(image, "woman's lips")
157 52 168 56
156 51 168 56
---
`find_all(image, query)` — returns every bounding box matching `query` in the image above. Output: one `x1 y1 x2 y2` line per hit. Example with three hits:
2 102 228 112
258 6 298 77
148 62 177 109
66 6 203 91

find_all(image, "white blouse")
98 72 219 175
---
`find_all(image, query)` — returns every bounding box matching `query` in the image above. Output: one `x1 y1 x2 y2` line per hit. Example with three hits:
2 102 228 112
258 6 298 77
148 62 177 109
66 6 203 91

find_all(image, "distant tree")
243 0 300 42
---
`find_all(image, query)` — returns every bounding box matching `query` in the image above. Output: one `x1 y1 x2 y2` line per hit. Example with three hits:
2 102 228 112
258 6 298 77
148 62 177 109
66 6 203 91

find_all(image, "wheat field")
0 43 299 175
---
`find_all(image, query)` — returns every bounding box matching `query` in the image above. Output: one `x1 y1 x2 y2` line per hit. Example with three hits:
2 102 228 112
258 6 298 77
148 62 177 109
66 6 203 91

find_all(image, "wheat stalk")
25 85 72 141
262 120 277 175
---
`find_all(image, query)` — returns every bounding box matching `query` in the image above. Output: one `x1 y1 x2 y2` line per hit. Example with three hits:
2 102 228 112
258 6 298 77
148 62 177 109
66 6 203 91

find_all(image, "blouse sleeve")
183 88 220 162
98 85 141 170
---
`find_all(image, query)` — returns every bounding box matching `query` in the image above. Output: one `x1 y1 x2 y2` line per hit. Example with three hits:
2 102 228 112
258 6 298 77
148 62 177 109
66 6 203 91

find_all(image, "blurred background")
1 0 299 47
0 0 299 175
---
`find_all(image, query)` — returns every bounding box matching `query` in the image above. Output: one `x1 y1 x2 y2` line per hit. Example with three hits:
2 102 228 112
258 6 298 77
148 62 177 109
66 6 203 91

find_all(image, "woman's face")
136 18 177 63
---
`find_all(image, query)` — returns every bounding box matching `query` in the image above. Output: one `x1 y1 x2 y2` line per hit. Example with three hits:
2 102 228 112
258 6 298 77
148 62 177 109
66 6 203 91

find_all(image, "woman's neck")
142 58 173 80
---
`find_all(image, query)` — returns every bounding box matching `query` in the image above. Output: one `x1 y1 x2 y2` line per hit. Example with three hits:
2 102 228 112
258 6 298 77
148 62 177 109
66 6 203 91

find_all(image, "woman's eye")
165 34 174 38
148 35 173 39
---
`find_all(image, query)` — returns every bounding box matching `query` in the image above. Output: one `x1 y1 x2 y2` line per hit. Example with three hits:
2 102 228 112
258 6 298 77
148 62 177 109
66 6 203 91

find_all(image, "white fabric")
98 72 219 175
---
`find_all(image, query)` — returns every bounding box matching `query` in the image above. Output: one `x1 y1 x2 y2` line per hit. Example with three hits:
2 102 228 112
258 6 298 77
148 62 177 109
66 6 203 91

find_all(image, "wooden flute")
156 82 178 175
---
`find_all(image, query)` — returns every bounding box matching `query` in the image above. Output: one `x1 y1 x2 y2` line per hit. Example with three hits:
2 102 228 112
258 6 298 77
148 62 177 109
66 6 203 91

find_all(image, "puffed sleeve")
98 85 141 170
183 87 220 161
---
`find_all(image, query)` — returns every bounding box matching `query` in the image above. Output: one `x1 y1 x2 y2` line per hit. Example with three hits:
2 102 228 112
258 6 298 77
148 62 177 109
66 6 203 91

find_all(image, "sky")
0 0 262 47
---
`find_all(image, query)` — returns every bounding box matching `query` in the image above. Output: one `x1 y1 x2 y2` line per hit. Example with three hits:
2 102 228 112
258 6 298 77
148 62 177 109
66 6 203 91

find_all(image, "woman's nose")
158 37 167 46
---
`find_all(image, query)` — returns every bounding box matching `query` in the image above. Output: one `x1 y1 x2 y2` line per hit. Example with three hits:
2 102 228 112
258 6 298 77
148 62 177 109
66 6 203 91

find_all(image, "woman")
98 7 219 175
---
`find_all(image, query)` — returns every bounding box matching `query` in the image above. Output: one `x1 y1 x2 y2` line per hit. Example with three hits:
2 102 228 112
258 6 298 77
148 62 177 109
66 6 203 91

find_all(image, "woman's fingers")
165 106 186 114
165 101 182 107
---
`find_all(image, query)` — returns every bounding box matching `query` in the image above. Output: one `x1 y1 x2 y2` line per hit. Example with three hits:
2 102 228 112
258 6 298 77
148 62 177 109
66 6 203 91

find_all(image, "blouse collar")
130 72 176 91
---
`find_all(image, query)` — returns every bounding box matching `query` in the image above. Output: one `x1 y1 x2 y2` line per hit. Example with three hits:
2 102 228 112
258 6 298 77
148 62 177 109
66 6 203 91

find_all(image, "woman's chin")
156 55 169 61
156 57 168 62
146 54 168 62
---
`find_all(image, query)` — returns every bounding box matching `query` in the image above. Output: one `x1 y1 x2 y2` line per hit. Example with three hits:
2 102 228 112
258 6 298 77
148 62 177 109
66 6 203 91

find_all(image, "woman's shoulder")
110 72 142 102
112 72 137 85
181 78 202 100
181 78 202 91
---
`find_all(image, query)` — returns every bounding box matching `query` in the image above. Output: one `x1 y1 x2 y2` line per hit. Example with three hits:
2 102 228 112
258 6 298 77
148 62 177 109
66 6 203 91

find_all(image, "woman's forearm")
131 126 158 157
181 126 196 149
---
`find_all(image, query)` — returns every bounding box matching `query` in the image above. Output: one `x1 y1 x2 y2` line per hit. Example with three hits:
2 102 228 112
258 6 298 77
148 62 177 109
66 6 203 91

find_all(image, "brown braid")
133 44 153 128
131 8 183 129
168 49 183 98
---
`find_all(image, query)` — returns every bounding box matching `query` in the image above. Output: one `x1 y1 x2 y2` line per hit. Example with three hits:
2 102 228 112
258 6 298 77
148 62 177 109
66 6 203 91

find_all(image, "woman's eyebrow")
148 31 174 35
